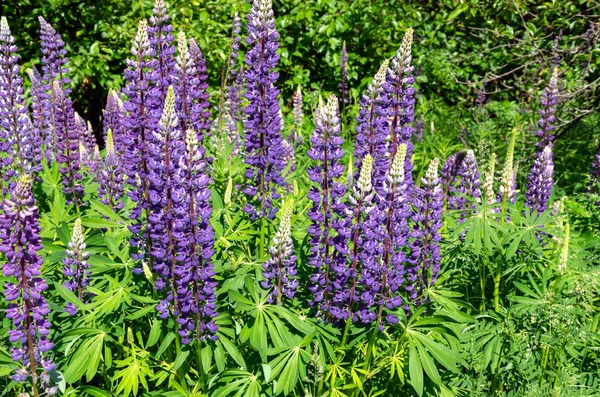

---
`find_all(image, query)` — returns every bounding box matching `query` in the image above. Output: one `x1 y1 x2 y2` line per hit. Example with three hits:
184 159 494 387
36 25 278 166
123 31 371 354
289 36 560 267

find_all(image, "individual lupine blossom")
122 19 160 264
525 144 554 214
533 68 559 149
103 89 126 157
330 155 375 322
354 59 389 178
0 176 55 393
291 85 304 146
338 40 350 109
99 129 125 211
261 202 297 304
360 145 411 328
53 82 83 210
62 218 91 315
174 128 218 343
26 67 48 162
0 17 41 183
242 0 288 220
148 87 185 320
148 0 175 98
174 33 211 146
499 129 517 205
407 158 443 301
307 95 348 316
449 150 482 221
39 16 70 161
377 29 415 191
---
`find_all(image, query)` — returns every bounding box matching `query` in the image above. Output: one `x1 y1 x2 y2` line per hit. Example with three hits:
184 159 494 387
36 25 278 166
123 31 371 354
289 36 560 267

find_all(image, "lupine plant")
0 2 599 397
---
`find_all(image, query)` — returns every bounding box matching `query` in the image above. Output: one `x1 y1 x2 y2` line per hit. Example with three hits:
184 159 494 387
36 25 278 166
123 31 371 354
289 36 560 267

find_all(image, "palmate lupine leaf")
62 329 106 383
212 370 262 397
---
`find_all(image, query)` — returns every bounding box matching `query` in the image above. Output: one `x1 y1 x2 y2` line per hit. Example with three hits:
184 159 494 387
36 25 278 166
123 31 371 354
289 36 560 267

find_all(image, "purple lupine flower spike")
53 81 83 210
242 0 288 220
188 38 211 141
408 158 443 302
103 89 126 157
359 144 411 327
0 17 42 182
307 95 348 317
27 66 49 162
99 129 125 211
331 155 375 322
175 129 218 343
174 33 211 146
0 176 55 394
62 218 91 315
534 68 559 149
339 41 350 110
525 144 554 214
262 202 297 304
446 150 481 220
39 16 70 161
149 86 184 319
122 19 160 266
148 0 175 98
354 59 388 177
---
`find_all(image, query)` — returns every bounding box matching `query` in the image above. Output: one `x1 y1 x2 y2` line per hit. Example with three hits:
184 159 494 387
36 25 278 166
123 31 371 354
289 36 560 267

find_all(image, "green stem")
259 217 266 259
340 317 352 348
479 257 486 311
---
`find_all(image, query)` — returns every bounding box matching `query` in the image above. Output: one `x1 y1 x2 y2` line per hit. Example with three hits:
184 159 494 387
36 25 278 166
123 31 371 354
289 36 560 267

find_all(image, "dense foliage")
0 0 599 396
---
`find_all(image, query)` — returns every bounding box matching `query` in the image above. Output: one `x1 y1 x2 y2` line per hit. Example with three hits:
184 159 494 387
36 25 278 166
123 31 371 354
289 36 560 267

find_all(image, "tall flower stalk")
307 95 347 317
175 128 218 343
291 85 304 146
242 0 287 223
122 19 160 264
103 89 126 157
148 0 175 98
534 68 559 149
0 176 55 396
27 66 48 163
525 144 554 214
99 129 125 211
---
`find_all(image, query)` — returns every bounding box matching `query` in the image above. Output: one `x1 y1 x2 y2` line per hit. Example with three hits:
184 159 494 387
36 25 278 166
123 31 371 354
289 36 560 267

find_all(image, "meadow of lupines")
0 1 599 396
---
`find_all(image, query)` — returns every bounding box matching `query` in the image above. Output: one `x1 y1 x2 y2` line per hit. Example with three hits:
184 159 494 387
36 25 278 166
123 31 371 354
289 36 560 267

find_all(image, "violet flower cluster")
307 95 348 317
533 68 559 149
0 176 55 393
525 144 554 214
353 59 388 179
407 158 443 299
359 144 411 327
443 150 481 220
242 0 288 220
39 16 70 161
62 218 91 315
53 82 84 210
262 202 297 304
103 89 127 157
0 17 42 183
148 0 175 98
290 85 304 146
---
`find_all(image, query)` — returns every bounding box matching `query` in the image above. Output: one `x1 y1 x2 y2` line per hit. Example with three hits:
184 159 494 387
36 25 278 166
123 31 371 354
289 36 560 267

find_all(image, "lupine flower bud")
242 0 288 220
292 85 304 145
62 218 91 315
0 176 54 390
99 129 125 211
483 153 496 205
500 128 517 205
525 144 554 214
262 201 297 304
307 95 348 317
339 41 350 109
224 176 233 206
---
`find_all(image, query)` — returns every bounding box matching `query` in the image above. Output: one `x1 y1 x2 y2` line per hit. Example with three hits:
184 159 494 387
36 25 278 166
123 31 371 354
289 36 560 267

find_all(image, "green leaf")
409 341 424 396
156 332 176 358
